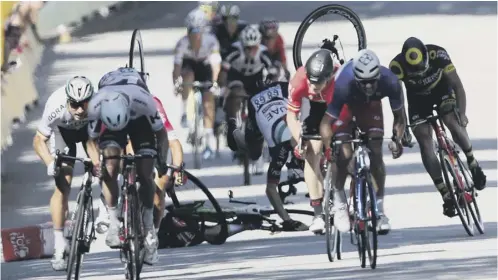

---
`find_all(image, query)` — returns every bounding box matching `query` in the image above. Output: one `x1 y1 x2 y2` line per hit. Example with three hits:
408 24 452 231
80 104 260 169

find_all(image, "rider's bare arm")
286 79 305 144
209 40 222 82
319 114 336 150
33 131 52 166
445 66 466 115
169 139 183 166
387 73 407 139
172 39 184 83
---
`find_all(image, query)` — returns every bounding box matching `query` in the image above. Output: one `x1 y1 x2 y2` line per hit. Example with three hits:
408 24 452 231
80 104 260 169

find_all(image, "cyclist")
198 1 220 28
249 81 308 231
32 76 95 270
389 37 487 217
286 47 346 234
86 67 169 265
259 18 290 80
221 25 276 174
173 8 221 160
212 4 248 59
95 96 185 238
320 49 408 234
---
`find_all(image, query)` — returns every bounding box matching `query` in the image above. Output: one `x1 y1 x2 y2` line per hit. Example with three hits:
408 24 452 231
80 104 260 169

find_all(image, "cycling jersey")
326 60 404 119
222 42 273 76
174 32 222 65
263 34 287 67
250 82 290 147
153 96 177 141
98 67 148 90
37 86 89 138
212 20 248 59
389 44 454 96
87 85 163 139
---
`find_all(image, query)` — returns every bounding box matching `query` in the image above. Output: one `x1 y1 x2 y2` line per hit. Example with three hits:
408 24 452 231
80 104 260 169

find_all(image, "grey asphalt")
1 2 497 279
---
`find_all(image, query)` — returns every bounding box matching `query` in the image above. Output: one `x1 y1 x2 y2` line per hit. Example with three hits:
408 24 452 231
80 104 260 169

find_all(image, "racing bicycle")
408 107 484 236
102 153 156 280
54 151 96 280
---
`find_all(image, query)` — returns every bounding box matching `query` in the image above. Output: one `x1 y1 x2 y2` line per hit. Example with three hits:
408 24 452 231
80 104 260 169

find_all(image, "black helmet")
305 49 335 84
402 37 429 77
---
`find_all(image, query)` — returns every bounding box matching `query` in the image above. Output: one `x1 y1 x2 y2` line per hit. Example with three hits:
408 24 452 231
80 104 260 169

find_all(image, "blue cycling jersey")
326 60 404 118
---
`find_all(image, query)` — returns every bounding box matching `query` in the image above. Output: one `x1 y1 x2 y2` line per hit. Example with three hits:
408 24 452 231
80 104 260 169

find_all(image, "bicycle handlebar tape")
1 220 72 262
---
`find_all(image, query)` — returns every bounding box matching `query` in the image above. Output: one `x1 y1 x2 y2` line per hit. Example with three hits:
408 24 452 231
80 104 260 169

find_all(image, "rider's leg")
180 65 195 127
224 82 245 151
99 128 125 247
245 116 265 174
304 138 326 233
439 94 486 190
202 88 216 158
49 132 75 270
129 117 159 264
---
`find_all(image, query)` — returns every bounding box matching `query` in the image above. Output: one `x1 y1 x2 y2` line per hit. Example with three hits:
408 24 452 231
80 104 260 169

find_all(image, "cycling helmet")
100 91 130 131
219 4 240 18
402 37 429 77
240 25 261 47
65 76 94 103
305 49 337 84
185 8 207 30
352 49 381 96
259 18 279 37
352 49 381 80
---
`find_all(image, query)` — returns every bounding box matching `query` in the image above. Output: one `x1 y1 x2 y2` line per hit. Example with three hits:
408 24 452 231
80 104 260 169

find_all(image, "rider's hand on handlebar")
174 78 183 95
210 81 220 96
173 170 187 186
388 136 403 159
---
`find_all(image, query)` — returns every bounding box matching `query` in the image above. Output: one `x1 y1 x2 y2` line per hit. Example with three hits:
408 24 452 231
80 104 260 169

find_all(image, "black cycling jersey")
212 20 248 59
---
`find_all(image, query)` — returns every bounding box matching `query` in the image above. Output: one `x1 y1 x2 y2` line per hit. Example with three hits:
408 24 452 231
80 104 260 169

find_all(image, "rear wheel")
365 174 378 269
166 170 228 245
456 153 484 234
129 29 145 73
127 188 144 280
292 4 367 70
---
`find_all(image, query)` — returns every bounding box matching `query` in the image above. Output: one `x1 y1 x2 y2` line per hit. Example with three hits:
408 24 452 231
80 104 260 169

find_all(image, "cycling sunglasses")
188 27 202 34
68 100 88 109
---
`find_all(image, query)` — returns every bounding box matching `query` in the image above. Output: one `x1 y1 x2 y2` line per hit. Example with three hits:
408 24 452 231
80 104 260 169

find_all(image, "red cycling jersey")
287 65 350 132
99 95 177 141
265 34 287 66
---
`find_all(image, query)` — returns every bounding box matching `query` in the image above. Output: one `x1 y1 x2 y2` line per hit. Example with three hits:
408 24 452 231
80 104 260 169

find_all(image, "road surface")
2 2 497 279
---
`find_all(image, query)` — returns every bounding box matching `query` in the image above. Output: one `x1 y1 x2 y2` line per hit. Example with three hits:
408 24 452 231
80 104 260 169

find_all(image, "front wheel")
323 164 342 262
66 191 87 280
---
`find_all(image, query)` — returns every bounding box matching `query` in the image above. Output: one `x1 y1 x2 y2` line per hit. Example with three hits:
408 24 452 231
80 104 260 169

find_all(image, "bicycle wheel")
324 165 342 262
129 29 145 73
127 188 145 280
240 104 251 186
365 174 378 269
192 91 201 169
167 170 228 244
67 191 87 280
356 177 367 268
292 4 367 70
456 154 484 234
439 146 474 236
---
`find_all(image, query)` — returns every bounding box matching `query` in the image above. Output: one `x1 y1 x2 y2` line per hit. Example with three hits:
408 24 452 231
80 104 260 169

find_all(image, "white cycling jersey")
174 32 222 65
37 86 89 137
250 82 291 147
87 84 163 139
222 42 273 76
98 67 147 90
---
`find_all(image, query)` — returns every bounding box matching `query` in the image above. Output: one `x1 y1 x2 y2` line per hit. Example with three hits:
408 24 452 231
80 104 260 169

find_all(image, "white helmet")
240 25 261 47
185 8 207 30
352 49 381 81
220 4 240 17
65 76 94 102
100 91 130 131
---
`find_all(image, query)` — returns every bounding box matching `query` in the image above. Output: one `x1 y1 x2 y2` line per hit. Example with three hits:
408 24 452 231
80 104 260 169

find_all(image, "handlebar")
181 81 213 90
54 150 93 171
102 153 156 161
301 134 322 141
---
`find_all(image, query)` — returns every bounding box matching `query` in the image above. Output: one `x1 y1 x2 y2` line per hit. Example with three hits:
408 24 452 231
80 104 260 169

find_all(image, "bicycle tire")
66 191 87 280
292 4 367 70
324 165 341 262
365 174 378 269
358 177 367 268
456 154 484 234
439 147 474 236
129 29 145 74
168 170 228 244
127 188 144 280
259 209 314 217
192 91 201 169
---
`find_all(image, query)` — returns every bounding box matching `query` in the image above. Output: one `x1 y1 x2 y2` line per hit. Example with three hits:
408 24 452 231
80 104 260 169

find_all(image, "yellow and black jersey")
389 44 456 96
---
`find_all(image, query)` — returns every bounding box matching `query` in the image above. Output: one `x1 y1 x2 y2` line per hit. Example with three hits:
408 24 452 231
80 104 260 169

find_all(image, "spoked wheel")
123 188 145 280
324 164 342 262
456 153 484 234
166 170 228 245
240 102 250 186
292 4 367 70
129 29 145 74
364 174 378 269
66 192 87 280
440 148 474 236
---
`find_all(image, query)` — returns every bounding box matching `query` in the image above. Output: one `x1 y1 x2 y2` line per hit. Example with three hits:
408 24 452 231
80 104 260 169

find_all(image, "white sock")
108 206 120 226
54 229 66 252
376 198 384 214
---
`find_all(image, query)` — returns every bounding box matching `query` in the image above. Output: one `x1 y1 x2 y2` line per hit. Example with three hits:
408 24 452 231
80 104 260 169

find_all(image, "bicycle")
53 151 96 280
163 163 229 245
408 108 484 236
328 117 384 269
102 153 156 280
181 81 213 170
